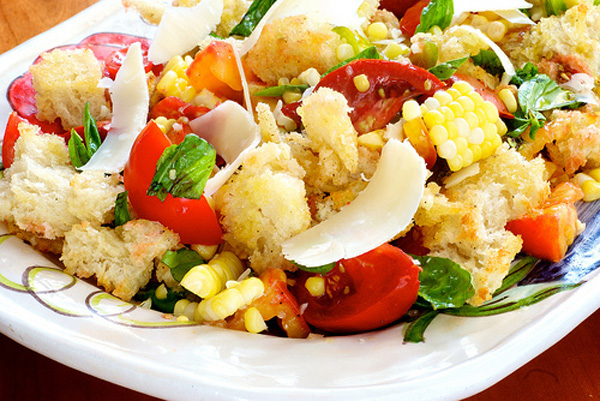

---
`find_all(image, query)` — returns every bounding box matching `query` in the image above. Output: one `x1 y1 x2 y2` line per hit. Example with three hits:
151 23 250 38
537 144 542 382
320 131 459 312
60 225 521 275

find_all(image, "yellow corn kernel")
402 100 422 121
588 168 600 182
154 116 176 133
448 101 464 117
581 179 600 202
469 144 482 161
383 43 409 59
446 87 461 99
353 74 370 92
573 173 594 187
278 77 290 86
482 101 500 121
444 121 459 139
438 139 458 160
461 148 474 167
482 122 498 140
282 90 303 104
367 22 389 41
184 301 198 321
467 90 484 107
423 109 445 128
191 243 219 260
495 119 508 136
453 81 474 95
336 43 355 61
290 77 302 85
358 131 385 150
475 108 488 125
155 283 168 300
457 95 475 112
464 111 480 129
195 277 265 322
429 125 449 146
480 141 495 159
424 97 441 111
467 127 485 145
305 276 325 297
180 251 244 299
176 315 190 323
455 137 468 153
448 155 463 172
244 307 267 334
486 21 508 42
498 88 518 114
428 25 443 36
174 299 191 317
455 118 470 137
434 90 453 106
439 106 454 121
470 14 489 28
298 68 321 87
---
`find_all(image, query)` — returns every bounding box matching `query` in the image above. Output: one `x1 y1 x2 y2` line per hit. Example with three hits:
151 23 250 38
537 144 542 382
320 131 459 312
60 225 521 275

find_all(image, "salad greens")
428 57 468 80
545 0 567 16
471 49 504 77
254 83 310 97
229 0 277 37
135 283 186 313
68 102 102 169
292 261 337 274
415 0 454 34
147 134 216 202
161 248 206 282
114 191 131 227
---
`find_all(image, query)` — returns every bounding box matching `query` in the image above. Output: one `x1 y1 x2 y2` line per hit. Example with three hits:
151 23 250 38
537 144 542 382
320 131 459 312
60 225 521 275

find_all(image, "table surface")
1 1 599 400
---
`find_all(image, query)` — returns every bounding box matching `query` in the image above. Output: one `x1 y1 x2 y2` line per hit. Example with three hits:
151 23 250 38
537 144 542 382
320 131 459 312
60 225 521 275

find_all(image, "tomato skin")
380 0 424 19
149 96 211 121
123 121 223 245
400 0 430 36
293 244 421 334
2 112 28 168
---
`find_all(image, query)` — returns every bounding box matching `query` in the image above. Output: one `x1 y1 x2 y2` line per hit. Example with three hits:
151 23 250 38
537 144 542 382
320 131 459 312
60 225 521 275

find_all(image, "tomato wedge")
380 0 424 20
123 121 223 245
292 244 421 334
400 0 430 36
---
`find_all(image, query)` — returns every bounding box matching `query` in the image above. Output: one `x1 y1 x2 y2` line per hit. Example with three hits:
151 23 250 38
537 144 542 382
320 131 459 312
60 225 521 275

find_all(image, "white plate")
1 1 599 400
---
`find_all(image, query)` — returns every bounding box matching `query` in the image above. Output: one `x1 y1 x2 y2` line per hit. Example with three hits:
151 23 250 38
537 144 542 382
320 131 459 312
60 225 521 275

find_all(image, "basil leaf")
428 56 467 80
114 191 131 227
292 261 336 274
83 102 101 155
494 256 538 295
443 282 582 317
415 0 454 34
135 283 186 313
161 248 206 282
471 49 504 77
254 84 310 97
229 0 277 37
595 0 600 5
403 310 440 343
68 129 90 168
413 255 475 310
545 0 567 16
147 134 216 202
0 162 4 179
324 46 381 75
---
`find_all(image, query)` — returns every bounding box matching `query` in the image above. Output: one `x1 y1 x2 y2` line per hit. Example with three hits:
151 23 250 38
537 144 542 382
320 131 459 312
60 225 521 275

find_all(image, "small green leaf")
134 283 186 313
229 0 277 37
428 56 467 80
114 191 131 227
324 46 381 76
471 49 504 77
254 84 310 97
161 249 206 282
415 0 454 34
83 102 101 155
68 129 90 168
413 255 475 310
403 310 440 343
545 0 567 16
292 261 336 274
147 134 216 202
510 62 538 86
494 256 538 295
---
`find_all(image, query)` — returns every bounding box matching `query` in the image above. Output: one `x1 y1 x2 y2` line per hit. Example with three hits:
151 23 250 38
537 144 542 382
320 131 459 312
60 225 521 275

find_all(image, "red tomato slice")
104 46 163 80
123 121 223 245
2 112 29 168
292 244 421 333
400 0 430 36
149 96 211 121
380 0 424 19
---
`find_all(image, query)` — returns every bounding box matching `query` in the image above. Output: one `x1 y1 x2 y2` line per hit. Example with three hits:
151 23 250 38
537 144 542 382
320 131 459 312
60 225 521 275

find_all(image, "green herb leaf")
415 0 454 34
428 56 468 80
83 102 101 155
510 62 538 86
493 256 538 295
134 283 186 313
68 129 91 168
229 0 277 37
545 0 567 16
147 134 216 202
114 191 131 227
161 248 206 282
471 49 504 77
413 255 475 310
595 0 600 6
254 84 310 97
0 162 4 179
403 310 440 343
324 46 381 76
292 261 337 274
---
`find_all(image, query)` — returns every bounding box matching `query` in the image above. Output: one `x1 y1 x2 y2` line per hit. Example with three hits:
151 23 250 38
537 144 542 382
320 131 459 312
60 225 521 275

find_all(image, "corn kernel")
455 118 470 137
244 307 268 334
278 77 290 86
588 168 600 182
457 96 475 112
487 21 508 42
467 91 484 107
498 88 518 114
298 68 320 87
446 87 461 99
490 132 502 149
480 141 494 159
448 101 464 117
428 25 443 36
174 299 191 317
482 122 498 140
155 283 168 300
448 155 463 171
453 81 474 95
455 137 468 153
184 301 198 321
444 121 459 139
573 173 594 187
475 108 488 125
423 109 445 128
439 106 454 121
383 43 409 59
283 90 303 104
367 22 389 41
429 125 449 146
464 111 480 129
358 131 386 150
353 74 370 92
470 14 489 28
434 90 453 106
495 119 508 136
581 179 600 202
305 276 326 297
424 97 441 110
469 144 482 161
468 127 485 145
336 43 355 61
462 148 474 167
482 101 500 121
191 244 219 260
438 139 458 160
402 100 422 121
176 315 190 323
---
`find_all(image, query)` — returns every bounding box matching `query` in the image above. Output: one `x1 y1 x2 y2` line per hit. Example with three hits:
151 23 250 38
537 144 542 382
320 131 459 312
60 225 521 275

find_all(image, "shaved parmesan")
80 43 148 173
240 0 365 55
451 25 516 83
453 0 532 19
189 101 261 196
227 38 253 115
494 9 534 25
281 139 426 267
148 0 224 64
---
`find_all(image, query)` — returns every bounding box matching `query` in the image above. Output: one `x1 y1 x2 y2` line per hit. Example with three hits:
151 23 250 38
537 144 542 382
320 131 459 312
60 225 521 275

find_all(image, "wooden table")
1 1 599 400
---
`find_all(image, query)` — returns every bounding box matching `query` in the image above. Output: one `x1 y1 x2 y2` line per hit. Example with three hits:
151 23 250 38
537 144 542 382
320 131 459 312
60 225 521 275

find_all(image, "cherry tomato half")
293 244 421 334
123 121 223 245
400 0 430 36
380 0 424 19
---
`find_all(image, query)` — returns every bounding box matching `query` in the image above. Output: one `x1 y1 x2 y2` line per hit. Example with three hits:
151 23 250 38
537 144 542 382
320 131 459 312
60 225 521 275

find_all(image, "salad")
0 0 599 340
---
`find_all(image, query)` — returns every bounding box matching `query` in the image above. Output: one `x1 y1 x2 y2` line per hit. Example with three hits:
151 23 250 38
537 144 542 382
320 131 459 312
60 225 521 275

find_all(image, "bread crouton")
215 143 311 273
0 123 123 242
122 0 165 24
30 48 111 130
415 145 550 305
61 220 180 301
505 4 600 76
244 15 342 85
